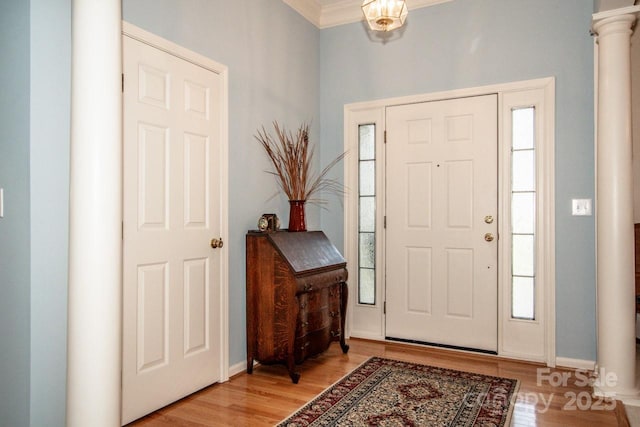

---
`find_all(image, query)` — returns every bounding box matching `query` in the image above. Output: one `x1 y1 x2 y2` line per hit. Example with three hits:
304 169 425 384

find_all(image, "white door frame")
344 77 556 366
122 21 230 383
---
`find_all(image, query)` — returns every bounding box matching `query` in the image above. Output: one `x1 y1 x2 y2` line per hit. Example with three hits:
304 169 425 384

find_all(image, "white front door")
385 95 498 352
122 35 224 424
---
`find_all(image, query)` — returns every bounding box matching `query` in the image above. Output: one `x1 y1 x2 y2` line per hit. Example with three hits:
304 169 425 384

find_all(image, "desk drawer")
296 268 348 294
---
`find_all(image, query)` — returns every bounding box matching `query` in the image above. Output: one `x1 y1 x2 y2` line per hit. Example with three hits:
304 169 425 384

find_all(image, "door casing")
343 78 556 366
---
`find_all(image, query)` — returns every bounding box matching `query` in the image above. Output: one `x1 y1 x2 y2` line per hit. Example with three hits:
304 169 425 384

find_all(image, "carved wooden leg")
289 369 301 384
246 332 254 374
286 352 300 383
287 287 301 383
339 281 350 354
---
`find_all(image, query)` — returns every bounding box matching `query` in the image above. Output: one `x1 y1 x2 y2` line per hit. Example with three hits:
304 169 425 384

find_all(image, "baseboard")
555 356 596 371
229 360 248 377
349 332 385 341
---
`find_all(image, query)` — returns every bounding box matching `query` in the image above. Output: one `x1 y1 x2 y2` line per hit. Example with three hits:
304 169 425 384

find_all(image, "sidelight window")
511 107 536 320
358 124 376 305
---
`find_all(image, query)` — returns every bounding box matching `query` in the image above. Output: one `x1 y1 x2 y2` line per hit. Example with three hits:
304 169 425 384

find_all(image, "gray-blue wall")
319 0 597 360
0 1 71 425
29 0 70 425
0 1 32 426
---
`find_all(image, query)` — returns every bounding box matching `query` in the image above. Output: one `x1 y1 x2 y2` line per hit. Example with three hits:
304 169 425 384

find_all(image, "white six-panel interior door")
385 95 499 352
122 32 226 424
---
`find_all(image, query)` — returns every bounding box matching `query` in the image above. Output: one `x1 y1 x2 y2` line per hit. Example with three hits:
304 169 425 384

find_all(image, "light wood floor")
128 339 626 426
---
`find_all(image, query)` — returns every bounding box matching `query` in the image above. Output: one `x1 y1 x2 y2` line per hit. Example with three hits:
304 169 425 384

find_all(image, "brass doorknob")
210 238 224 249
484 233 494 242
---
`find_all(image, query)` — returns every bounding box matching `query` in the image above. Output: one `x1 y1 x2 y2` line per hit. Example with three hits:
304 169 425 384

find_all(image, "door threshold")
385 336 497 356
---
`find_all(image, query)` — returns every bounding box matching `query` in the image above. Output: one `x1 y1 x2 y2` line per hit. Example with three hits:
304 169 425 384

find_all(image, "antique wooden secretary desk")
245 230 349 383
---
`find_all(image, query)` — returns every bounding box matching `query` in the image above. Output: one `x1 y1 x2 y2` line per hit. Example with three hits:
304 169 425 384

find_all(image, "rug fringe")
503 379 521 427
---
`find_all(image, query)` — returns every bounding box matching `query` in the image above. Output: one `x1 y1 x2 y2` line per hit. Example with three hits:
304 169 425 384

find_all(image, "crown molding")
284 0 452 29
320 1 363 28
283 0 323 27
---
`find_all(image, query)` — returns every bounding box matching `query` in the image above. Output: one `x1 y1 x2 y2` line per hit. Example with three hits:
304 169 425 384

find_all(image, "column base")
593 381 640 402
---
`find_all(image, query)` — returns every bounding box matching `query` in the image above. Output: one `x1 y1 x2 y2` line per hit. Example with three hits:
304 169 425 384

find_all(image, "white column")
67 0 122 426
593 7 639 399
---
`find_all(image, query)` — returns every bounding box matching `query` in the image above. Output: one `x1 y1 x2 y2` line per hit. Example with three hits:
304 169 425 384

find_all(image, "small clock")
258 213 280 232
258 216 269 232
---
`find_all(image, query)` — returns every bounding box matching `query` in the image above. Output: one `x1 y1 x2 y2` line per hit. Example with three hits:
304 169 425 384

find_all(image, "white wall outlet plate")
572 198 592 216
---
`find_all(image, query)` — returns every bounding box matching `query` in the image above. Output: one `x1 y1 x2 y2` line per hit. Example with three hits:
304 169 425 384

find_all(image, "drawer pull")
300 342 311 350
301 321 309 327
304 284 313 291
331 330 341 338
330 311 338 318
299 303 307 309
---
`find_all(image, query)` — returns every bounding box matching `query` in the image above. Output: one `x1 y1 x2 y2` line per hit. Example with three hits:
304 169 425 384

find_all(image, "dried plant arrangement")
255 121 345 204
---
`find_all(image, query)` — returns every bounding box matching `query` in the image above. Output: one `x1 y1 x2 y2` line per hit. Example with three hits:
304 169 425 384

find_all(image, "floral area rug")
278 356 519 426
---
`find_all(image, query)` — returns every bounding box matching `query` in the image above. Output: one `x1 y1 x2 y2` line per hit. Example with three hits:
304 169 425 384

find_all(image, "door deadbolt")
484 215 494 224
210 238 224 249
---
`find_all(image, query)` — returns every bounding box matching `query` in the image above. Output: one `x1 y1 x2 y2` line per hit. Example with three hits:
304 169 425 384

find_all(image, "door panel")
385 95 498 352
137 262 168 372
122 35 223 424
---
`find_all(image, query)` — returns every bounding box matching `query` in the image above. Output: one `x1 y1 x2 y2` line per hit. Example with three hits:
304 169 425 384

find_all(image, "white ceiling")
283 0 452 29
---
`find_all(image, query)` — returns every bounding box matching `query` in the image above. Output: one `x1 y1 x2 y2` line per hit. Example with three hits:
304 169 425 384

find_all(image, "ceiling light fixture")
362 0 408 32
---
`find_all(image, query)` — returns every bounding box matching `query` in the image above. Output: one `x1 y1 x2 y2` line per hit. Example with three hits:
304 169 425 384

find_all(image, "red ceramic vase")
288 200 307 232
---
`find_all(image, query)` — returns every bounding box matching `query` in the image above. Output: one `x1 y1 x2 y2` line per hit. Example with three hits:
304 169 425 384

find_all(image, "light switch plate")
572 198 592 216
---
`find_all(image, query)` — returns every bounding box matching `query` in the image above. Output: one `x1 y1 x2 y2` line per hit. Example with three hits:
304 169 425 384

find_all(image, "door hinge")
121 73 124 92
122 221 124 240
383 301 386 314
384 216 387 229
384 130 387 144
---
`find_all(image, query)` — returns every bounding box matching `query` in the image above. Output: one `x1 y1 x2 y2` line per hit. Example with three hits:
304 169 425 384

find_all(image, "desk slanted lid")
265 231 345 275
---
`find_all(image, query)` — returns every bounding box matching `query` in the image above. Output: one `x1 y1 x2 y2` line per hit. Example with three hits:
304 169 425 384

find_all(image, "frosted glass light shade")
362 0 408 32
